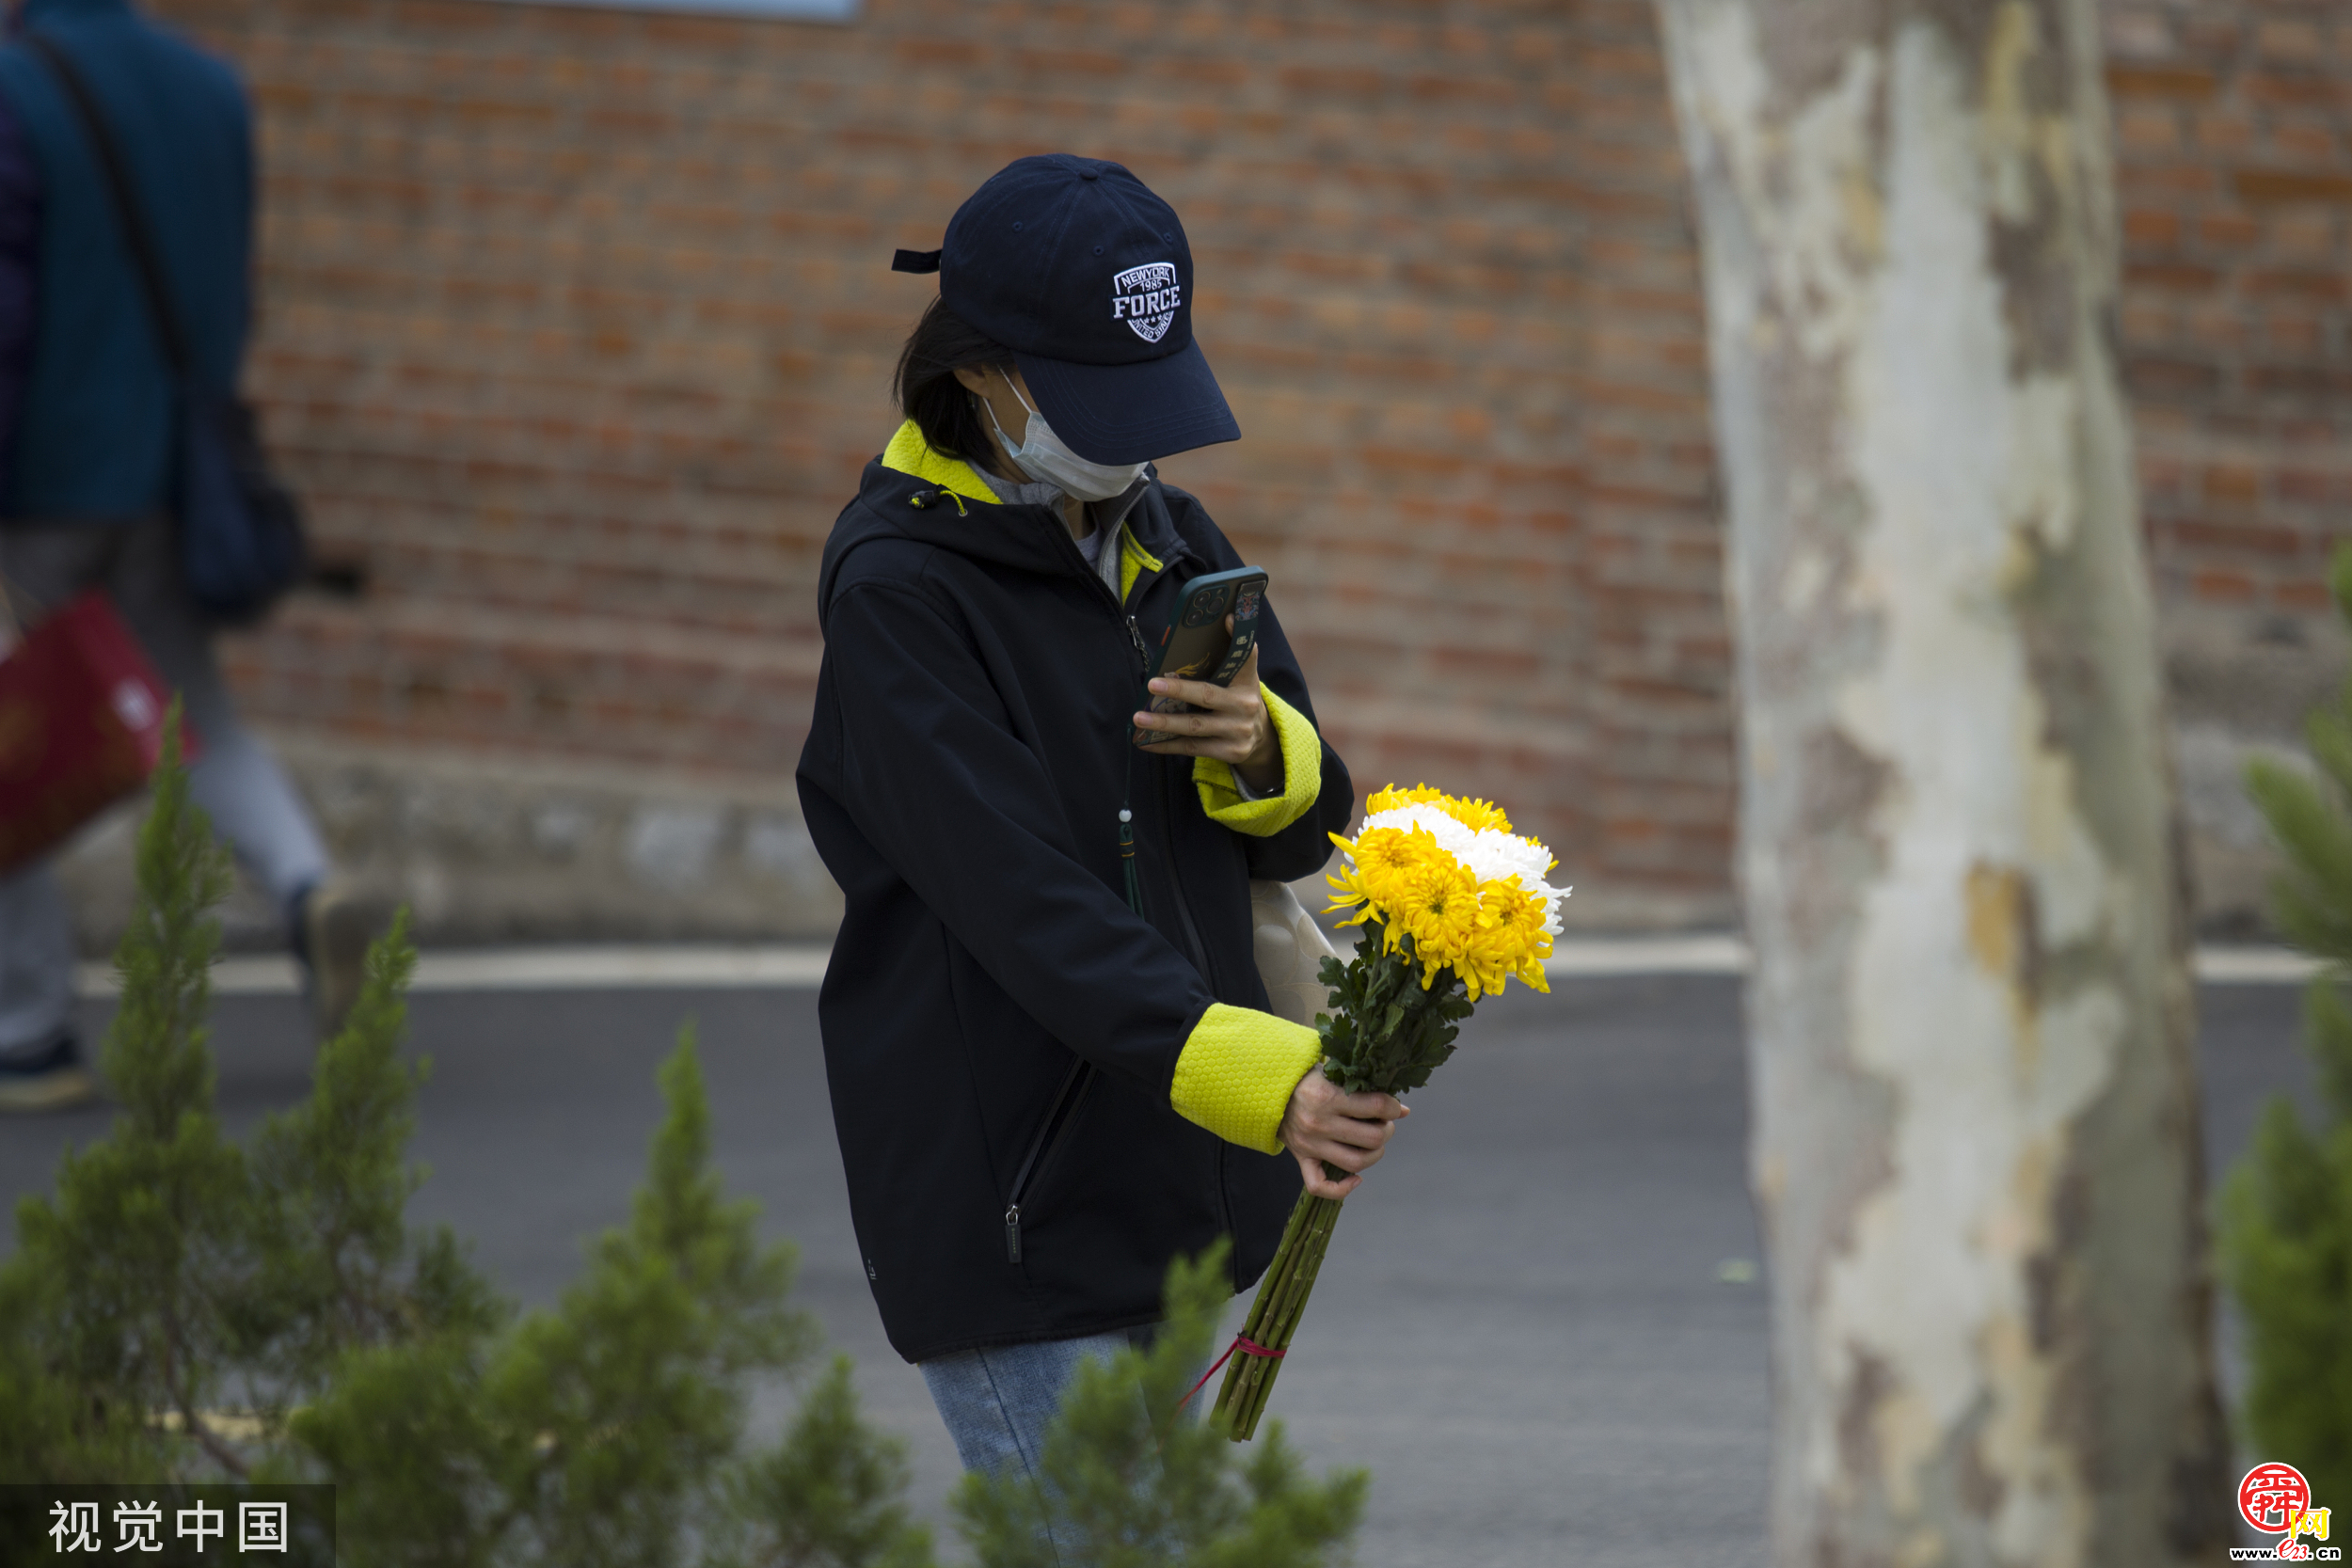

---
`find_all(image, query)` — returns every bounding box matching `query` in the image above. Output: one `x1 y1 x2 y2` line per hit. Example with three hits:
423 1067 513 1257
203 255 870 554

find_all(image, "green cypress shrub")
955 1243 1368 1568
2222 542 2352 1503
3 722 1370 1566
3 708 283 1481
294 1030 934 1568
0 719 930 1567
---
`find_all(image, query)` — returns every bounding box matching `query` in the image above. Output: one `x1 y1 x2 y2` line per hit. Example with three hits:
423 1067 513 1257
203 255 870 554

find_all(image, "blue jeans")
920 1327 1154 1486
924 1322 1221 1563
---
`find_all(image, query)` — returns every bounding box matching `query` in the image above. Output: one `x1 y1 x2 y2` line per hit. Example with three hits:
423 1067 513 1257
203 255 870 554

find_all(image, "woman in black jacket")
796 155 1408 1493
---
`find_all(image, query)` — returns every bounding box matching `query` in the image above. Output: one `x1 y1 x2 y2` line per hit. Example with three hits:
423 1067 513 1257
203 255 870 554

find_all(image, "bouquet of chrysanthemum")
1209 784 1568 1440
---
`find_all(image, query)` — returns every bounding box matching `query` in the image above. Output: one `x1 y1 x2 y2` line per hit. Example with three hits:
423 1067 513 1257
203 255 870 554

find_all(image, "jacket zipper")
1004 1055 1094 1264
1117 539 1228 1259
1098 532 1213 984
1001 503 1212 1267
998 541 1131 1268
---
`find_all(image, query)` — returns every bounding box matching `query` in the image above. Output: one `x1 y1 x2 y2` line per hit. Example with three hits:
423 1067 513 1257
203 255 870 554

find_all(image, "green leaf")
237 911 506 1403
2218 1110 2352 1507
2311 982 2352 1127
955 1243 1365 1567
8 706 251 1481
717 1356 935 1568
2220 537 2352 1508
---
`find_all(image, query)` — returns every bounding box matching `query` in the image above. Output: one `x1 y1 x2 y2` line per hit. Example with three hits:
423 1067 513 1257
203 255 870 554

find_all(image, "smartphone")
1132 566 1269 745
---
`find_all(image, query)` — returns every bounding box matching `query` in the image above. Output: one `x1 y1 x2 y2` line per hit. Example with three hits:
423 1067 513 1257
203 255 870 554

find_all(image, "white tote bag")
1249 879 1342 1028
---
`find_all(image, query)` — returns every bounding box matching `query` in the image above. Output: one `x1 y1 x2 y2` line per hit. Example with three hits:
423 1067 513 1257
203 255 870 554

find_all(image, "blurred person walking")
799 156 1403 1513
0 0 367 1113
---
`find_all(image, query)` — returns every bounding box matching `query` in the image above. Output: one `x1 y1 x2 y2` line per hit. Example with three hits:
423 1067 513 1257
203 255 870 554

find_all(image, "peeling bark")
1648 0 2233 1561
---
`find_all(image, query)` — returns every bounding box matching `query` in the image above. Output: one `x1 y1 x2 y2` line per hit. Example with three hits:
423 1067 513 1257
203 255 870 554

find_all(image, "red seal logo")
2244 1463 2314 1535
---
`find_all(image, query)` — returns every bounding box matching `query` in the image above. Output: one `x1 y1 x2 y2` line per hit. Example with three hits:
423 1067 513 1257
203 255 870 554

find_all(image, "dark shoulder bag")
25 33 304 626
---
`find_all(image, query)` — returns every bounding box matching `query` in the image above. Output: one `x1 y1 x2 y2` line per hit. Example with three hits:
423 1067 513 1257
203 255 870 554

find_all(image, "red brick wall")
2106 0 2352 740
146 0 2349 931
1567 0 1730 920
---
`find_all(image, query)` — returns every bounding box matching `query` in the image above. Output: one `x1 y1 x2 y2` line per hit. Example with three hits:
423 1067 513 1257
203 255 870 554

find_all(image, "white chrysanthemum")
1363 802 1473 857
1359 804 1573 935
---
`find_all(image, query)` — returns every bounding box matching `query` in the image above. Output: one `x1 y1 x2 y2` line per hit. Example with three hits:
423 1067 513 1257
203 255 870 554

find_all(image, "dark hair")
894 297 1016 467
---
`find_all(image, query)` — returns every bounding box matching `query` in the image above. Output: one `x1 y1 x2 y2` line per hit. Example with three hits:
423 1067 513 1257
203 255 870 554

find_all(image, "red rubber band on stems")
1177 1333 1285 1412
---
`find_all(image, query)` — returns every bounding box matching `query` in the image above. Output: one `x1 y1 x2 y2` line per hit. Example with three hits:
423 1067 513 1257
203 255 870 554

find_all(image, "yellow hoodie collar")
879 419 1166 598
882 420 1001 506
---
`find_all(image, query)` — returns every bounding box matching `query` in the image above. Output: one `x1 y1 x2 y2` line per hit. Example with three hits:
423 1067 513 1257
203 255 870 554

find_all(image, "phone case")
1132 568 1268 746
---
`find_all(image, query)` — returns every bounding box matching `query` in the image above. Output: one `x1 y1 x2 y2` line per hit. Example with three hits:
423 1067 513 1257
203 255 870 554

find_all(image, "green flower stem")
1215 1191 1319 1429
1215 1192 1345 1441
1215 918 1477 1441
1239 1197 1344 1438
1214 1191 1321 1432
1233 1185 1315 1350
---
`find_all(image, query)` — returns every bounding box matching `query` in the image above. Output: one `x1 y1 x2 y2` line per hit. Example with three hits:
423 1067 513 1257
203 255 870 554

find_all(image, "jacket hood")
817 421 1185 625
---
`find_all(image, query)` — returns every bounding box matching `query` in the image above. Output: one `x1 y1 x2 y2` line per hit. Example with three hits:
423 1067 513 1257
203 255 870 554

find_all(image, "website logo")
2233 1464 2337 1562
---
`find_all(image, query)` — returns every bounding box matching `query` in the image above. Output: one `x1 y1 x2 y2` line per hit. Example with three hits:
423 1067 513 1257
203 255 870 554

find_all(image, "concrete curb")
72 940 2320 997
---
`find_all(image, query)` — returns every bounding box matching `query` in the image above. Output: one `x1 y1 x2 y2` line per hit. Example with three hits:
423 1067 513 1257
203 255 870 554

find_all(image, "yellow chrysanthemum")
1364 783 1513 835
1326 825 1439 927
1458 878 1554 1000
1357 825 1435 882
1328 790 1564 994
1386 856 1481 986
1362 784 1438 815
1325 861 1375 926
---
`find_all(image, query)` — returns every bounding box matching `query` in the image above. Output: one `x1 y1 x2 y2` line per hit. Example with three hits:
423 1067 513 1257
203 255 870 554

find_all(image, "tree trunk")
1649 0 2235 1561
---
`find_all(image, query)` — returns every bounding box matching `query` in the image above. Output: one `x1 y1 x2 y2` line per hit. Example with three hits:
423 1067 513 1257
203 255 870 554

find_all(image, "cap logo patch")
1111 262 1182 343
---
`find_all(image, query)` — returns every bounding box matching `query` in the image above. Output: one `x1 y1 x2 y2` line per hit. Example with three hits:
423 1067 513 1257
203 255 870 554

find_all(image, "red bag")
0 589 195 875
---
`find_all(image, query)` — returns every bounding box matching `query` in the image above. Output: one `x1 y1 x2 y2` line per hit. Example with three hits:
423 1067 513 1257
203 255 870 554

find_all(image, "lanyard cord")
1119 718 1144 918
1118 550 1149 919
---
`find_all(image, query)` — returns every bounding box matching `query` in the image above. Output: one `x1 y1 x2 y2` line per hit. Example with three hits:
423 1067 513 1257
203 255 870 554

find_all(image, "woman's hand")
1132 621 1281 792
1278 1071 1410 1200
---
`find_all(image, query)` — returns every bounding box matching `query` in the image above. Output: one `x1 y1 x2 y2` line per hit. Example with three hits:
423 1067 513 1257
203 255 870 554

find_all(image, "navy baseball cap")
892 155 1240 465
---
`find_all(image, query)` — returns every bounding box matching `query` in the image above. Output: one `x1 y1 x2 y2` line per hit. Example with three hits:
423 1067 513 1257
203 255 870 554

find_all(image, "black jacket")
796 451 1352 1362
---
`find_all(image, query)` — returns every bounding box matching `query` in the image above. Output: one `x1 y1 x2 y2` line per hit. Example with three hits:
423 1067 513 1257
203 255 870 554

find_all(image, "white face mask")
984 382 1149 503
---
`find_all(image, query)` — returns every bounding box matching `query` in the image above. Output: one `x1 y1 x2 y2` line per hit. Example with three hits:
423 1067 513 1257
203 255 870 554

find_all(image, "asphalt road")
0 974 2310 1567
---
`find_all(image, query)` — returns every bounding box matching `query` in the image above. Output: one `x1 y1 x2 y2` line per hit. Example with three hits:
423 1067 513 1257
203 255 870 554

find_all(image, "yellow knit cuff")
1195 687 1322 838
1169 1003 1324 1156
